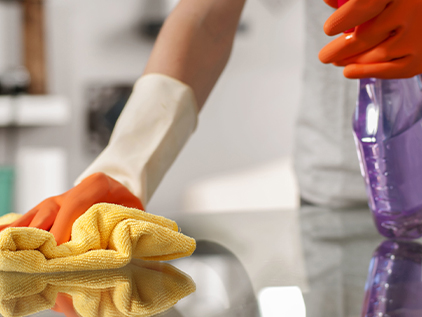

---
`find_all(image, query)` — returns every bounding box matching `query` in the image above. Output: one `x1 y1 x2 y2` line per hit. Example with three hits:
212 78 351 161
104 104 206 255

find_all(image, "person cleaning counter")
1 0 421 315
0 0 421 257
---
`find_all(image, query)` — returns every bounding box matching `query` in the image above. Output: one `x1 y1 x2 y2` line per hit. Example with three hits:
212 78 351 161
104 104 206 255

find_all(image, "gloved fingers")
324 0 391 36
320 9 401 64
0 207 40 231
49 191 102 245
319 30 390 64
47 174 112 244
28 201 60 231
324 0 338 9
48 173 145 245
332 32 408 66
49 199 143 246
342 56 415 79
49 204 84 246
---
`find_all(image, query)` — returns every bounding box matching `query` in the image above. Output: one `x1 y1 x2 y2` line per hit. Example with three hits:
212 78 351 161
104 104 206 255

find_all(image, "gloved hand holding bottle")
321 0 422 239
319 0 422 79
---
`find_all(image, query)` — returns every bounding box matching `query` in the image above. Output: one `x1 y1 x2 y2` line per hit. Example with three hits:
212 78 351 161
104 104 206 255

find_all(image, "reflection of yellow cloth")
0 259 195 317
0 203 196 273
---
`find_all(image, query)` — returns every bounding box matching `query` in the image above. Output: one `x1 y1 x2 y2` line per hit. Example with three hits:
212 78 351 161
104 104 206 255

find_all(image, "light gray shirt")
294 0 368 208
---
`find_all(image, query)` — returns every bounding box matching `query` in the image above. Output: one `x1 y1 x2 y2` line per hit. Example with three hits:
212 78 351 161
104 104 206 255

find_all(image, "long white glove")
75 73 198 206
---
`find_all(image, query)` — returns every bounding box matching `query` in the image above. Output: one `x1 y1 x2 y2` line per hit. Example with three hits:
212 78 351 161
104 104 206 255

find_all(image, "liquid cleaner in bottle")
361 240 422 317
353 76 422 239
334 0 422 239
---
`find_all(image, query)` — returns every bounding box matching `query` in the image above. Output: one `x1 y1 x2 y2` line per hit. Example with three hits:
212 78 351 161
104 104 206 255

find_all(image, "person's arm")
0 0 247 245
75 0 247 203
144 0 246 109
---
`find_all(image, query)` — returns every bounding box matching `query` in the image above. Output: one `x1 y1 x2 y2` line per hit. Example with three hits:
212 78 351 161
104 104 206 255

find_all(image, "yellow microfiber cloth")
0 203 196 273
0 259 196 317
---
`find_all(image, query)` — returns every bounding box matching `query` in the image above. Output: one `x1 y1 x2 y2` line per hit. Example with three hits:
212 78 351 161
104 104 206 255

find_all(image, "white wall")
148 0 305 215
0 0 304 216
0 2 21 73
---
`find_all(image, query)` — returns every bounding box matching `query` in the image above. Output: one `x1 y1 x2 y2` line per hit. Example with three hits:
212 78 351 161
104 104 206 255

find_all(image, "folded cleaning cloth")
0 203 196 273
0 259 195 317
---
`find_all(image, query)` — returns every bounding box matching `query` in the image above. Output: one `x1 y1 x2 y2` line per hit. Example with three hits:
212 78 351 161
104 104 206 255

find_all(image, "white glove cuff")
75 73 198 206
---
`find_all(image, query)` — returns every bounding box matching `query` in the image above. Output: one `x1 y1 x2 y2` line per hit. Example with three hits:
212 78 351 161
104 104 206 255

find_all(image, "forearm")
75 74 197 206
76 0 246 204
143 0 247 109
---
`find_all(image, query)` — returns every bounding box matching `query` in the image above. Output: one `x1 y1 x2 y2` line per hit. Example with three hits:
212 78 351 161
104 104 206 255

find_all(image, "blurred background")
0 0 304 217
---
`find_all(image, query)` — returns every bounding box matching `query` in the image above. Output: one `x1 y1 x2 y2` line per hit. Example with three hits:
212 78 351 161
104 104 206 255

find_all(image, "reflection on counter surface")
170 241 260 317
362 240 422 317
4 204 422 316
298 205 383 317
0 259 195 317
0 204 385 316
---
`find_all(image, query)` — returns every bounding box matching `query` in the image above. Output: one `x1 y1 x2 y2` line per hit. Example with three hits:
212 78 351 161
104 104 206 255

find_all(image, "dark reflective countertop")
2 205 420 317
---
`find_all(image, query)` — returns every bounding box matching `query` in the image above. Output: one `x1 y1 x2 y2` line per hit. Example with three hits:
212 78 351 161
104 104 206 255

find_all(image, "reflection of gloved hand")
0 173 143 245
319 0 422 79
52 293 79 317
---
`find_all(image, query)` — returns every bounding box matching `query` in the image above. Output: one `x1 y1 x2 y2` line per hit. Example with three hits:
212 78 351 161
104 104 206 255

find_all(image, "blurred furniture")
23 0 46 94
0 95 69 126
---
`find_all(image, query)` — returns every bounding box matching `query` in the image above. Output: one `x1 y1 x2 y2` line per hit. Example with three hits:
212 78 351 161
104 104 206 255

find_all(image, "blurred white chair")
183 157 299 213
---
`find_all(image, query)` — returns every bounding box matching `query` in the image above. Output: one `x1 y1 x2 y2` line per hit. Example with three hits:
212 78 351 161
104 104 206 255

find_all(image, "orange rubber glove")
319 0 422 79
0 173 143 245
323 0 338 9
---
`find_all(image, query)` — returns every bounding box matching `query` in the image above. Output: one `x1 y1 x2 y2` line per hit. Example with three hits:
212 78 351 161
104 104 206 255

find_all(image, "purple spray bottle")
335 0 422 239
361 240 422 317
353 76 422 239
